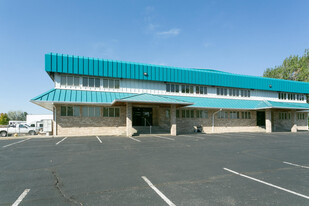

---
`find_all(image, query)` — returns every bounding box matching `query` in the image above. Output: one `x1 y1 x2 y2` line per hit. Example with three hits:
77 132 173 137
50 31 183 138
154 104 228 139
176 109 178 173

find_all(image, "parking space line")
141 176 176 206
96 136 102 143
283 161 309 169
128 137 141 142
12 189 30 206
153 135 175 141
2 138 31 148
55 137 67 145
181 135 204 140
223 168 309 200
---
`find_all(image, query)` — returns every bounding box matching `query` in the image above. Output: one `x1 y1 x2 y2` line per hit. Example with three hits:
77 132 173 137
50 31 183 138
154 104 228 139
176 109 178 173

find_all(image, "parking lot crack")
52 170 83 206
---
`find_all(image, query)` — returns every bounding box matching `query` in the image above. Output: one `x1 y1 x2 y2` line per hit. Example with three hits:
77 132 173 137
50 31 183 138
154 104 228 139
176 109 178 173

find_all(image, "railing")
144 117 152 134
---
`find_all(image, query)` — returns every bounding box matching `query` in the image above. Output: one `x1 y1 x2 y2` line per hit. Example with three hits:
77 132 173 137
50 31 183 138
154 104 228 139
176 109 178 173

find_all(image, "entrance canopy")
31 89 309 111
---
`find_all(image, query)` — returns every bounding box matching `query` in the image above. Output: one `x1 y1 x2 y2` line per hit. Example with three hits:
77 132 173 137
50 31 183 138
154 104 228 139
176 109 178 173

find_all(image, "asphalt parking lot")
0 132 309 206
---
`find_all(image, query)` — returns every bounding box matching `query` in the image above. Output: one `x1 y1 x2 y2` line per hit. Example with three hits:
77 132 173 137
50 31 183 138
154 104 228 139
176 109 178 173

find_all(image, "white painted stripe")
2 138 30 148
141 176 176 206
128 137 141 142
182 135 204 140
12 189 30 206
55 137 67 145
223 168 309 200
283 161 309 169
96 136 102 143
153 135 175 141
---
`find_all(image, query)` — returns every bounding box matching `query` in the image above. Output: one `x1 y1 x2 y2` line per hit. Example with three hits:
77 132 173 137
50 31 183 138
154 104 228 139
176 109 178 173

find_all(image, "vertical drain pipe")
212 109 222 133
53 105 57 136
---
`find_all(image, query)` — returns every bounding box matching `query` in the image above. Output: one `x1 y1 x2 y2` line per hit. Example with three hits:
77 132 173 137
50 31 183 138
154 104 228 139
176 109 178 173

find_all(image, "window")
166 84 171 92
175 85 179 92
240 89 250 97
196 110 208 118
181 85 186 93
196 86 207 95
166 109 170 118
230 111 240 119
176 110 180 118
182 110 194 118
95 78 100 87
102 79 120 89
82 77 101 88
229 89 239 96
297 113 305 120
60 106 77 116
279 112 291 120
82 106 100 117
218 111 228 119
61 76 79 87
73 106 80 117
280 92 304 101
103 79 109 88
103 107 120 117
217 88 227 96
241 112 251 119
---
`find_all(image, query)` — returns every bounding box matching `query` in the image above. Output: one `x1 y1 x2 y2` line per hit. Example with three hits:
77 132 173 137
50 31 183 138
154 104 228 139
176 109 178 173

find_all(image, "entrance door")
256 111 265 126
133 108 153 126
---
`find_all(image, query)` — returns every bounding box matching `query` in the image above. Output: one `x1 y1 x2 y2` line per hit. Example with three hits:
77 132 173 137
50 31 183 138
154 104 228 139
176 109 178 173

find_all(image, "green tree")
0 113 10 125
7 111 28 121
263 49 309 82
263 49 309 103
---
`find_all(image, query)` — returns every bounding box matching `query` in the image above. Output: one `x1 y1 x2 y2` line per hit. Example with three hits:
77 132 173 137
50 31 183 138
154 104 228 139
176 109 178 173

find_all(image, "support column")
126 103 133 137
266 109 272 133
170 105 177 136
291 110 297 132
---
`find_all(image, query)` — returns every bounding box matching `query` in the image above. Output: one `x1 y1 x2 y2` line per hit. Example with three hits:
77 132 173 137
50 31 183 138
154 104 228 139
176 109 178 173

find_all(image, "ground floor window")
241 112 251 119
279 112 291 120
176 110 180 118
182 110 194 118
230 111 240 119
218 111 228 119
196 110 208 118
103 107 120 117
297 113 305 120
61 106 80 117
82 106 100 117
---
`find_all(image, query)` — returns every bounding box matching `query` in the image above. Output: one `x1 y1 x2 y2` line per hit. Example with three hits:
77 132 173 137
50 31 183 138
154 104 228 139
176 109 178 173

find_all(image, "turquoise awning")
31 89 309 111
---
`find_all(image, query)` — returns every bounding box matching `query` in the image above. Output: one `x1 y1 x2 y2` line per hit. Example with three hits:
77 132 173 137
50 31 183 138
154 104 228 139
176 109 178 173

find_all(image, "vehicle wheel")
29 130 36 135
0 131 7 137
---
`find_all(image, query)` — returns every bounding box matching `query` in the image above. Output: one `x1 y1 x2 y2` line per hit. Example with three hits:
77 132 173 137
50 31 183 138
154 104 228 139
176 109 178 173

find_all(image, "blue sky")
0 0 309 114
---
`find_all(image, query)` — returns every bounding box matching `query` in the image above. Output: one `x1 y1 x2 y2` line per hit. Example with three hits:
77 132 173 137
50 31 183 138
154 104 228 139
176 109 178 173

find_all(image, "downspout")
53 104 57 136
212 109 222 133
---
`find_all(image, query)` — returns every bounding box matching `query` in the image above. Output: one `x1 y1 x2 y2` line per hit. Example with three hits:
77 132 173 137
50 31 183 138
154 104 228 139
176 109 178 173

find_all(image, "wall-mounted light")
269 85 272 88
143 72 148 76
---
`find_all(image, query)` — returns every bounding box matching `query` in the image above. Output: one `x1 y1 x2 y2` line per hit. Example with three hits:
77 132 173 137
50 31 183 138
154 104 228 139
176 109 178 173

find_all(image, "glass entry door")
133 107 153 126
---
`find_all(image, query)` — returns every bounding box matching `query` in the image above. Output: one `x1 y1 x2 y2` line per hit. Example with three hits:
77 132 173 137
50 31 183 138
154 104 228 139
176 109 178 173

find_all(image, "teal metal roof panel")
168 96 268 109
267 101 309 109
45 53 309 94
31 89 309 110
116 93 192 105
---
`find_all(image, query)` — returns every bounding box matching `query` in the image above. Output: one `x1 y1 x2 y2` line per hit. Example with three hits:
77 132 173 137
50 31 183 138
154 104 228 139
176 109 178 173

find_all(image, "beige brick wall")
55 105 126 136
158 108 264 134
273 111 308 131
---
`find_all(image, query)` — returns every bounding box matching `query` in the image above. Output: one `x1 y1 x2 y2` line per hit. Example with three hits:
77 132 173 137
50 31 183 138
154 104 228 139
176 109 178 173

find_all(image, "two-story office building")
31 53 309 136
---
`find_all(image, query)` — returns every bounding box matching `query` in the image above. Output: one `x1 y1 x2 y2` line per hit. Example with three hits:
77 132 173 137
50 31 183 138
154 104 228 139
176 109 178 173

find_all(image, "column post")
170 105 177 136
266 109 272 133
126 103 133 137
291 110 297 132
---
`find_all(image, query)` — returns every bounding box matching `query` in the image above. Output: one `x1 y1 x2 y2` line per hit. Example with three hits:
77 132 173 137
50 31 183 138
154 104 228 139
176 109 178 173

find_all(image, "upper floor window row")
278 92 305 101
61 76 80 87
60 75 120 89
217 88 250 98
166 84 207 95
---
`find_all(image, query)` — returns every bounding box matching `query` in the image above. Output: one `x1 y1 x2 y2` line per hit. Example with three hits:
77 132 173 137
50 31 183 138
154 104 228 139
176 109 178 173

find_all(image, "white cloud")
156 28 180 37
